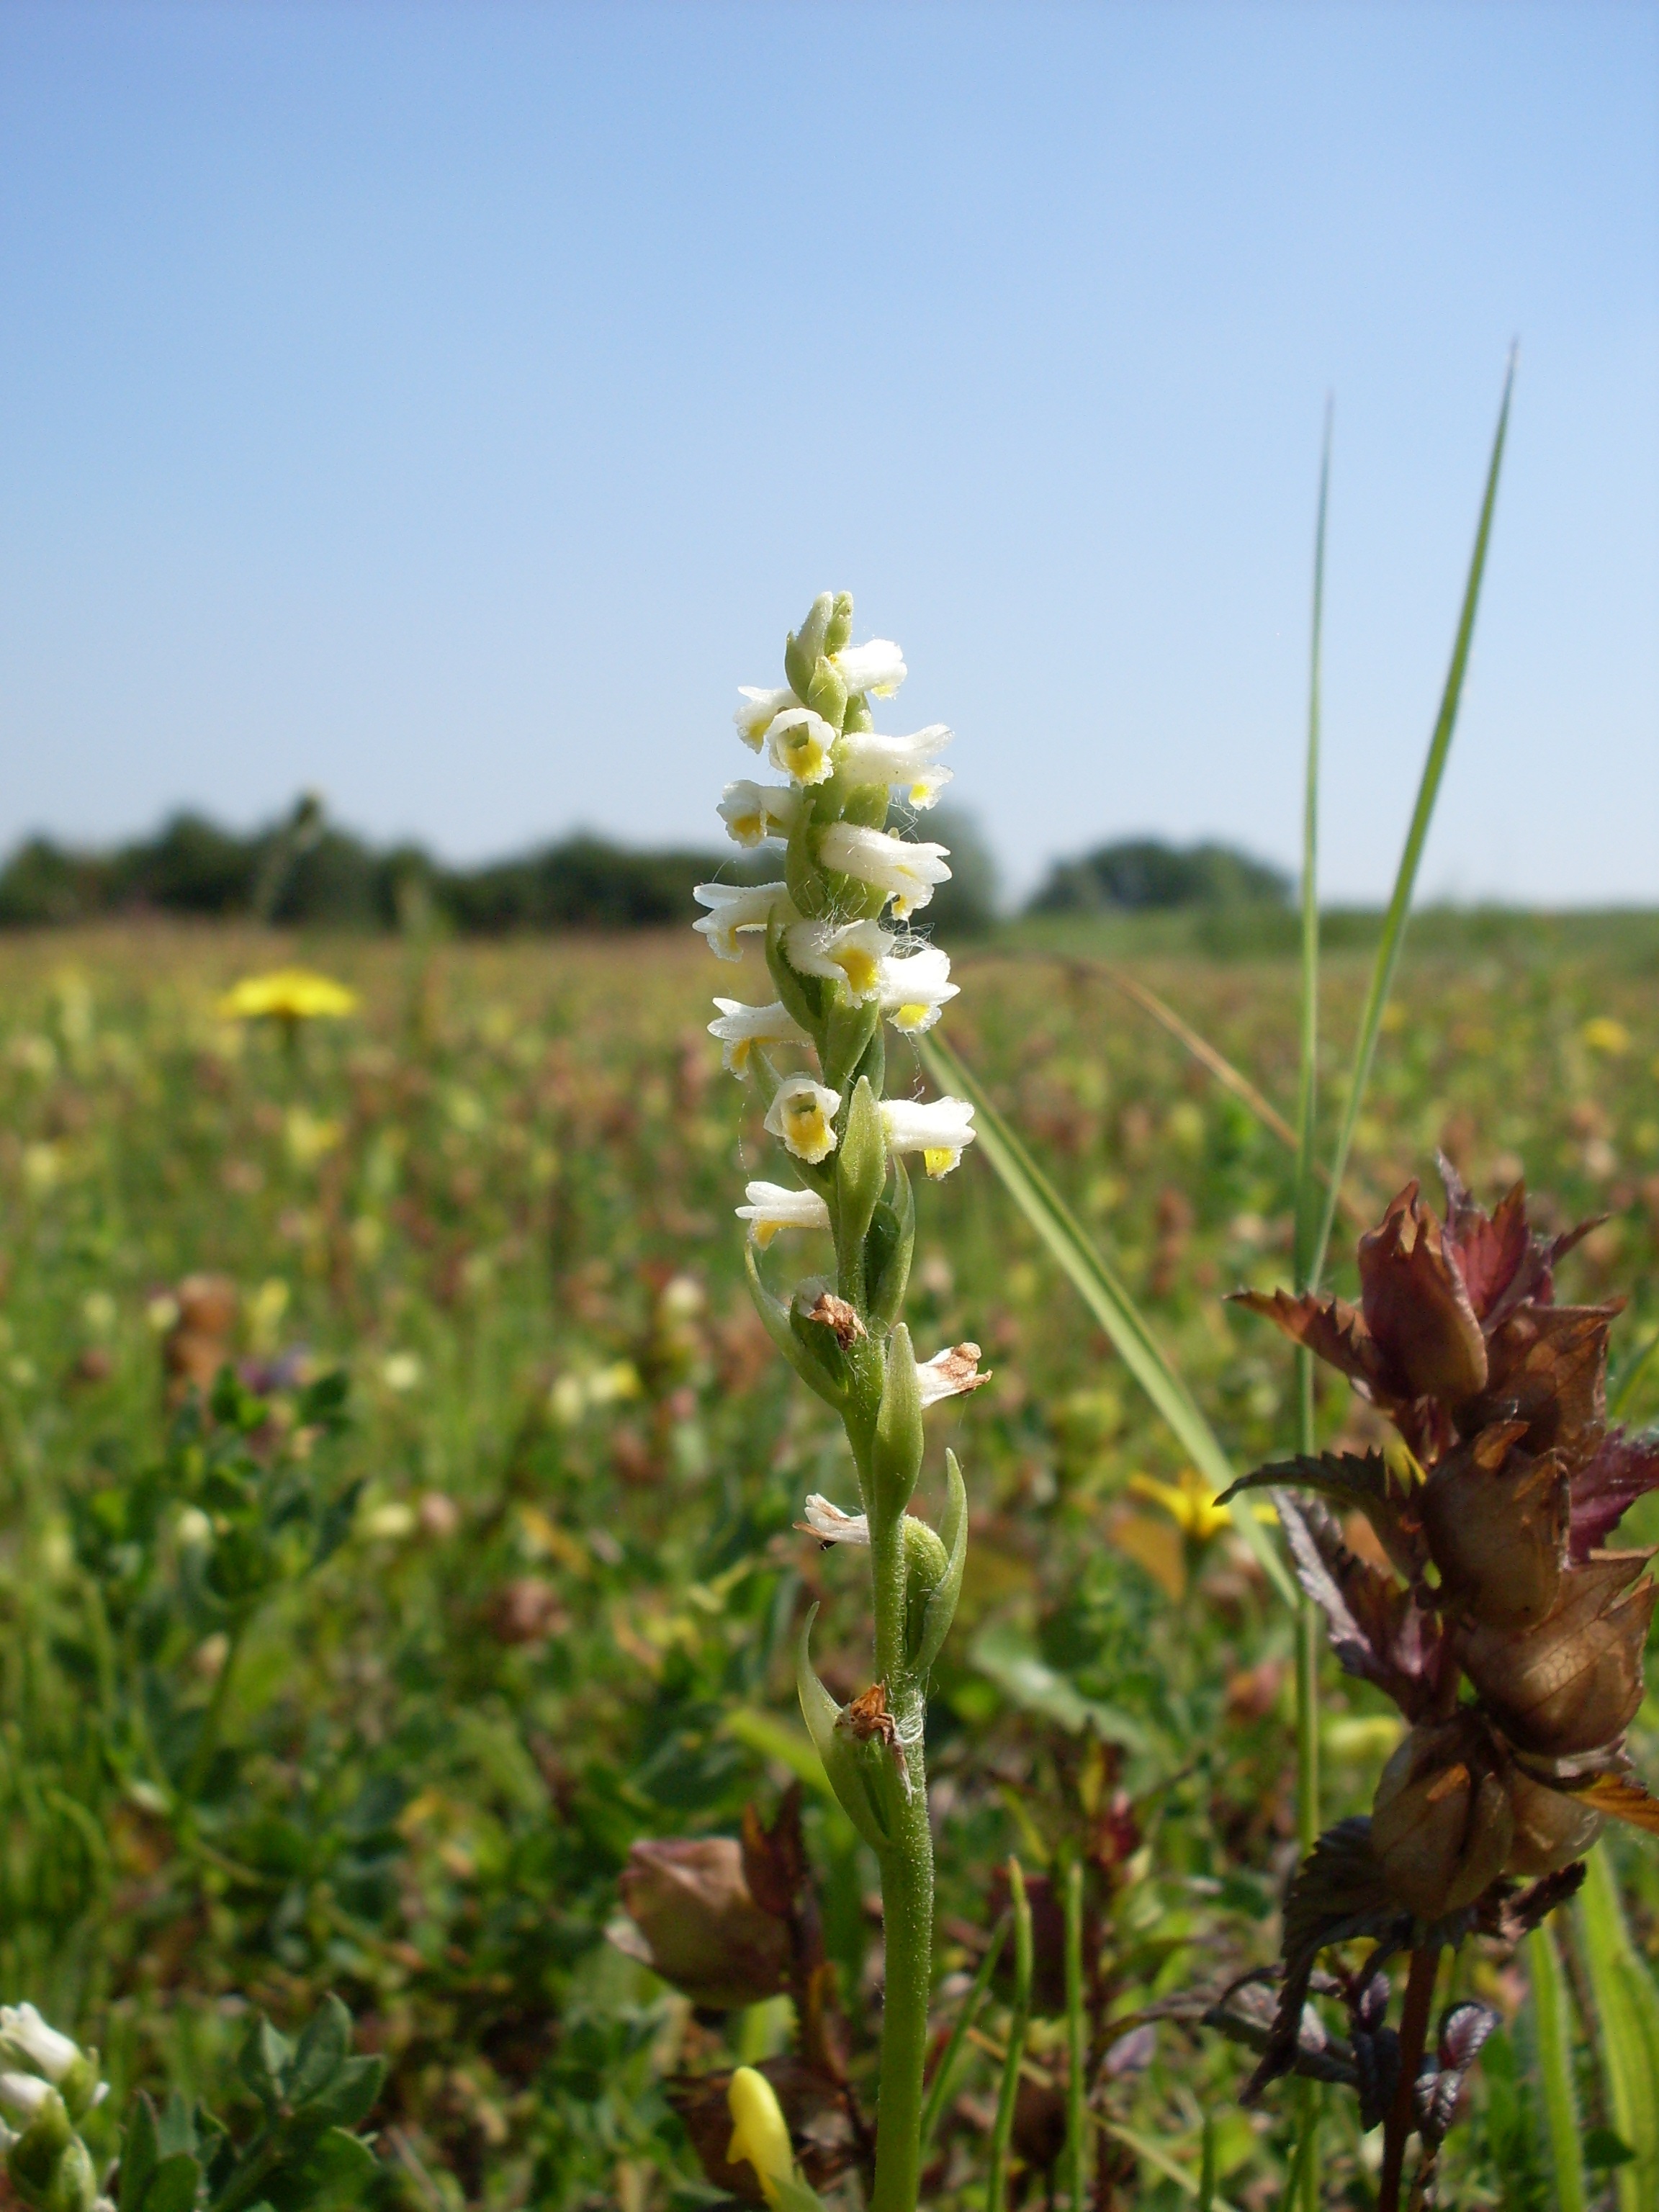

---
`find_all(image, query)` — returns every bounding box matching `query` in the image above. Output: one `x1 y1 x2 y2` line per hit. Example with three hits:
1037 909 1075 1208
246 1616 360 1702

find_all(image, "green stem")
868 1486 933 2212
986 1859 1033 2212
183 1615 246 1804
1529 1922 1588 2212
870 1718 934 2212
1063 1859 1087 2212
920 1917 1008 2153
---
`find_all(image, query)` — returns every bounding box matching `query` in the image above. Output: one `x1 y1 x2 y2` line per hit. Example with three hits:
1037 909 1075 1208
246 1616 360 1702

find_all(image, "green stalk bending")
1062 1858 1087 2212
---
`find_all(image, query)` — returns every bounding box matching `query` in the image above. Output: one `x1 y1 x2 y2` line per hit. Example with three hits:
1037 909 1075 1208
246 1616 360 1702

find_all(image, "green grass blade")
920 1030 1297 1610
1064 1860 1086 2212
1308 352 1516 1288
920 1915 1007 2153
1291 411 1331 2212
1527 1922 1588 2212
1578 1848 1659 2212
986 1859 1033 2212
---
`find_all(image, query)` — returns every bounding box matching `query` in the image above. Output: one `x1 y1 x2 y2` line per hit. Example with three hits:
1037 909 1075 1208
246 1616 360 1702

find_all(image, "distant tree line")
0 801 1285 934
0 798 1003 935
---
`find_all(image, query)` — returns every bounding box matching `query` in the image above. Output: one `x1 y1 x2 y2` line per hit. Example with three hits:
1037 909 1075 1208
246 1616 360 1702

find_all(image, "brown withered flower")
608 1837 789 2010
1213 1162 1659 2202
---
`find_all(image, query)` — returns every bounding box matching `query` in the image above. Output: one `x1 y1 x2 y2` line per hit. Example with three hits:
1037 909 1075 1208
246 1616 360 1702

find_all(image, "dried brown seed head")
1501 1766 1604 1879
1370 1715 1514 1921
1465 1551 1655 1757
1419 1426 1569 1631
802 1291 866 1347
613 1836 789 2010
1358 1182 1488 1403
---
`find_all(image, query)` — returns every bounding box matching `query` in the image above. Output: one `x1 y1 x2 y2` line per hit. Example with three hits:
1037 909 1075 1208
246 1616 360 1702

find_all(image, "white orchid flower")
877 945 958 1035
882 1094 977 1178
0 2073 52 2121
707 998 811 1076
916 1343 991 1406
692 881 790 961
718 780 801 848
765 707 839 786
786 917 892 1002
836 724 953 809
735 1179 832 1247
831 638 907 698
796 1494 871 1546
0 2008 78 2086
765 1076 842 1164
818 822 952 918
734 685 799 750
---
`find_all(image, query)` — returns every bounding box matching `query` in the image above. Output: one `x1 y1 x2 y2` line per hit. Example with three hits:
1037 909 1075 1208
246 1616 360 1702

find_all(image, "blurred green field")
1 917 1655 2209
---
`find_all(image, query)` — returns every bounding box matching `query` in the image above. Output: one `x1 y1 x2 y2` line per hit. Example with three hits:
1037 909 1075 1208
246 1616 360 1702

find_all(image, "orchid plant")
692 593 987 2212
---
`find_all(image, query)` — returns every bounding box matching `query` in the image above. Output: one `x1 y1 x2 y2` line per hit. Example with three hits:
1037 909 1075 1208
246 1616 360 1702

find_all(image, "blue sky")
1 1 1655 904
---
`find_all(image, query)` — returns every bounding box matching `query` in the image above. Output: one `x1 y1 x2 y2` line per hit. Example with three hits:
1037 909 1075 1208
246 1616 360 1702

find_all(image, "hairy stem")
870 1678 933 2212
1378 1943 1438 2212
986 1859 1032 2212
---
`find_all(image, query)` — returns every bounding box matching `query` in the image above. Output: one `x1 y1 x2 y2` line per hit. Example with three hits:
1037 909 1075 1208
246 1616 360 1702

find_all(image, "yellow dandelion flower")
218 968 359 1022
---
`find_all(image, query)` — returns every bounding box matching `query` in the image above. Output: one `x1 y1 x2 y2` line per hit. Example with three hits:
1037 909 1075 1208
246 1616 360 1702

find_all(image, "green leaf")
297 2055 385 2134
920 1029 1297 1610
1308 352 1514 1287
1579 1849 1659 2212
912 1449 968 1679
969 1624 1152 1755
794 1606 889 1851
238 2017 292 2110
287 1996 351 2108
117 2094 159 2212
143 2154 204 2212
1527 1922 1588 2212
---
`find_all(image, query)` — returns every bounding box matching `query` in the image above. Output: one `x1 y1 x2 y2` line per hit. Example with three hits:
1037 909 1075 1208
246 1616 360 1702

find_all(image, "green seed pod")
871 1323 925 1526
824 591 855 656
796 1606 890 1851
6 2092 96 2212
835 1078 887 1264
743 1246 845 1411
902 1514 950 1659
865 1159 916 1333
911 1449 968 1678
1370 1714 1514 1921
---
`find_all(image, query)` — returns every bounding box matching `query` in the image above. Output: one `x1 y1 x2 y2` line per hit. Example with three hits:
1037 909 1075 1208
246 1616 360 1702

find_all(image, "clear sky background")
2 1 1655 905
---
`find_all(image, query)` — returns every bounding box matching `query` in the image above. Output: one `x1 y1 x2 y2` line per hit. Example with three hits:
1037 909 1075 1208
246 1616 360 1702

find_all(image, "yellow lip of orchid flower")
217 967 359 1022
726 2067 796 2208
1126 1467 1235 1542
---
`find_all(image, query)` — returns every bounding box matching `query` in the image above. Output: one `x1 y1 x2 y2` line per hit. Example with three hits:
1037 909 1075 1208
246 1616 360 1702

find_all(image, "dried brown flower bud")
612 1837 788 2009
1502 1767 1604 1878
163 1272 238 1400
1419 1423 1568 1631
1358 1184 1488 1402
1465 1552 1655 1757
1370 1716 1514 1920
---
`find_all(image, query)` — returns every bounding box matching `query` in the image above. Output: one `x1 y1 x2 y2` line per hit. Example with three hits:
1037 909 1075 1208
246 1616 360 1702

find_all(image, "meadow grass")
0 917 1655 2208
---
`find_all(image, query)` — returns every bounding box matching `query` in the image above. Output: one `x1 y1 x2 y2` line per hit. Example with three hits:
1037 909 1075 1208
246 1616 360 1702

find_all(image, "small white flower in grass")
736 1179 832 1246
766 707 839 786
707 998 811 1076
734 685 799 749
877 944 958 1035
819 822 951 919
692 880 791 961
797 1494 870 1546
831 638 907 698
0 2008 78 2085
837 724 953 809
915 1343 991 1406
882 1094 977 1178
765 1076 842 1164
786 917 892 1002
0 2073 51 2121
718 780 801 848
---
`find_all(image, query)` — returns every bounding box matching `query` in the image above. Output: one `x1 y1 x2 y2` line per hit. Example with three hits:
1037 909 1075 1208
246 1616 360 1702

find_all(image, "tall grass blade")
986 1858 1033 2212
1578 1849 1659 2212
920 1032 1297 1609
1063 1859 1086 2212
1308 352 1516 1287
920 1915 1007 2153
1290 408 1330 2212
1527 1922 1588 2212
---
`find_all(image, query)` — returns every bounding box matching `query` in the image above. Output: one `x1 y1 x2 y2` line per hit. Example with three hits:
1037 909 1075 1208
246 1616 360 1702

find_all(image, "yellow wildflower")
1126 1467 1233 1542
217 968 359 1022
726 2067 794 2207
